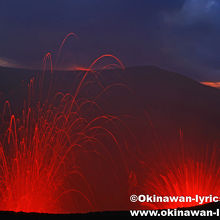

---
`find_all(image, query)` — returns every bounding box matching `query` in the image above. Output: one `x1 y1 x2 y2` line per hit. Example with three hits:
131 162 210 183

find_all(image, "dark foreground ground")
0 202 219 219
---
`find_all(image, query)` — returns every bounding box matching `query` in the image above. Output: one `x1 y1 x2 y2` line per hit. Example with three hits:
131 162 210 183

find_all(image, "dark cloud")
160 0 220 80
0 0 219 80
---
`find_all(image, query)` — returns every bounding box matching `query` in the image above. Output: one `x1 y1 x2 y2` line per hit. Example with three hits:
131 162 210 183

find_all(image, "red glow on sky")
200 81 220 89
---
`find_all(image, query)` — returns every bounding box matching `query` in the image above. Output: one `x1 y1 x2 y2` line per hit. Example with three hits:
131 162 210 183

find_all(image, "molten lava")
139 143 220 210
0 34 126 213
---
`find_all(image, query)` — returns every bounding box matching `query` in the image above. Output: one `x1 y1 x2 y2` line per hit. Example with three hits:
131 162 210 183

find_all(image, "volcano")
0 65 219 213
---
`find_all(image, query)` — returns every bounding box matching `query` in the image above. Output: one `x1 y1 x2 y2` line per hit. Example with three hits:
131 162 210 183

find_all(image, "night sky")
0 0 220 80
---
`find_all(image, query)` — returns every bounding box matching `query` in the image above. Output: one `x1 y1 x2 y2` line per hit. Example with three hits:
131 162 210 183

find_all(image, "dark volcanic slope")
91 66 220 147
1 65 220 150
120 66 220 143
0 66 35 93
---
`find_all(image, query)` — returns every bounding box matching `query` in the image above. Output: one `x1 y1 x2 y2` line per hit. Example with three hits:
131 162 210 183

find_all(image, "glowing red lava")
0 34 126 213
139 142 220 210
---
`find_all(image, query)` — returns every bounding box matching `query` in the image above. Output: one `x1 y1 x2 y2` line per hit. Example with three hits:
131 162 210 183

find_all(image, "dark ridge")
0 202 218 219
1 65 220 154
